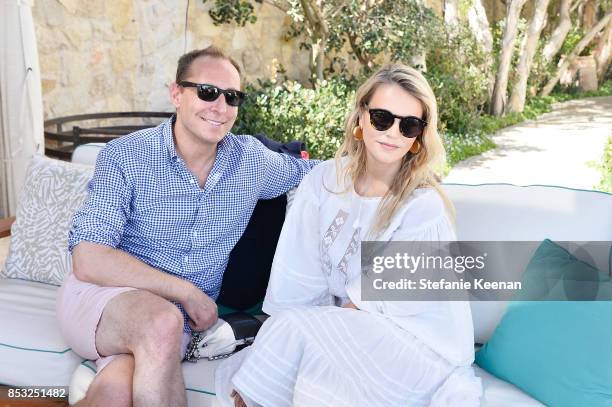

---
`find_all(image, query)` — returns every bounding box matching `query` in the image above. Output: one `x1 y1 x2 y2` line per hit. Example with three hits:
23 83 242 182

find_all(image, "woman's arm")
262 164 334 315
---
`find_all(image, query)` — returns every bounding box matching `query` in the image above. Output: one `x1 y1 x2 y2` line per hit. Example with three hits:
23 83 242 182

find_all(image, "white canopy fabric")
0 0 44 218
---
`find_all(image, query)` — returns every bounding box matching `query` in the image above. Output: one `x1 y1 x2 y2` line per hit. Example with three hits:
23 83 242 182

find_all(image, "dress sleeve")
262 167 333 315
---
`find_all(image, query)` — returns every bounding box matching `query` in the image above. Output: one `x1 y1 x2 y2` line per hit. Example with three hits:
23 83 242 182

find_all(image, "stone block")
111 44 139 73
57 0 78 14
39 0 65 27
41 78 57 94
108 1 135 34
63 20 93 50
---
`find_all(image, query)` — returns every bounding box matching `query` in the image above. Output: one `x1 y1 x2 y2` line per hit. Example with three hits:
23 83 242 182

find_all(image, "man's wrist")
169 277 195 303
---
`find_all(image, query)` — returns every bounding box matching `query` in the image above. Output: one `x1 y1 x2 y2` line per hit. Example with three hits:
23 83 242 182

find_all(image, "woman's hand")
342 301 359 310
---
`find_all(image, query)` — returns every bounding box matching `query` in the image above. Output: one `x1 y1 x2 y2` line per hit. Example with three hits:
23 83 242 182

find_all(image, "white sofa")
0 146 610 406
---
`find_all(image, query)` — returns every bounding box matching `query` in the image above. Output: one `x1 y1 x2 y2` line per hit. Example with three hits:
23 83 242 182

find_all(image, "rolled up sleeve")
68 147 132 252
258 144 320 200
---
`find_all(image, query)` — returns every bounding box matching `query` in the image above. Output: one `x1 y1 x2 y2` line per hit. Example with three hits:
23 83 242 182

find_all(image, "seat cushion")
0 277 83 386
70 359 546 407
70 357 223 406
475 365 544 407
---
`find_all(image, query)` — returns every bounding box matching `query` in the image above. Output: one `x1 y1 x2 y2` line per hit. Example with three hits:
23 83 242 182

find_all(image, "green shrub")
234 76 494 166
233 78 354 160
444 131 495 168
425 23 492 136
596 136 612 193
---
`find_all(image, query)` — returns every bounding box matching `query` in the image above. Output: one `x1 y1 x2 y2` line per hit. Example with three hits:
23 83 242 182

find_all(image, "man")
57 46 318 407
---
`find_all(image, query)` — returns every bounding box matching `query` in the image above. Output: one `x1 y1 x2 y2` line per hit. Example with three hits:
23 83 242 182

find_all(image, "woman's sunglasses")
368 108 427 138
179 81 247 107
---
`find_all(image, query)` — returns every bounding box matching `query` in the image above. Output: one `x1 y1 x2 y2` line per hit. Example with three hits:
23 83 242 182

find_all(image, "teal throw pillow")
475 239 612 407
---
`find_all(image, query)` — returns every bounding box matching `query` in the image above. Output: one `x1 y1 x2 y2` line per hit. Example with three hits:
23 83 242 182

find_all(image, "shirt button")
193 231 198 238
190 179 195 184
183 255 188 263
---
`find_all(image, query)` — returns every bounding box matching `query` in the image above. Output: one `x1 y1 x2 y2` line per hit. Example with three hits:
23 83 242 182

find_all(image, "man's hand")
181 285 218 332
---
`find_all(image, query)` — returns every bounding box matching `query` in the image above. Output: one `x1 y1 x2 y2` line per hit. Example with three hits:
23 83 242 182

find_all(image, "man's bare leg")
74 354 134 407
82 290 187 407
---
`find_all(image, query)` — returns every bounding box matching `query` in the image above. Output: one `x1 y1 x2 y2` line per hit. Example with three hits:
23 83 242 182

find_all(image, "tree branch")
262 0 289 13
541 11 612 95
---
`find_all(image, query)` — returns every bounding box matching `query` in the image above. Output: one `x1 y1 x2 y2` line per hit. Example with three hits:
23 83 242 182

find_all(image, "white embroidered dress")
215 160 482 407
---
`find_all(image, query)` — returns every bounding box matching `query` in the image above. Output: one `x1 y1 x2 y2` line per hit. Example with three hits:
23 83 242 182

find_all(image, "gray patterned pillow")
1 155 93 285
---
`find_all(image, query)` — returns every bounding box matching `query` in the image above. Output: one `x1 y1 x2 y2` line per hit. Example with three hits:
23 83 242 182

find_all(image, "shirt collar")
162 115 234 162
163 115 179 161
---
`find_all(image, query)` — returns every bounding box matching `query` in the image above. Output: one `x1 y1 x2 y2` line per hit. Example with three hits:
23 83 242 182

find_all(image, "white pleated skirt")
215 306 459 407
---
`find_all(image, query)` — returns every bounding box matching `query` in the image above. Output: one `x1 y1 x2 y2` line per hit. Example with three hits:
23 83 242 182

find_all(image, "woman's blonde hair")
334 63 454 236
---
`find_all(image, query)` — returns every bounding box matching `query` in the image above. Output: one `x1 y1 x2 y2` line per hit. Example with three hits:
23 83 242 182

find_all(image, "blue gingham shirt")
68 117 318 317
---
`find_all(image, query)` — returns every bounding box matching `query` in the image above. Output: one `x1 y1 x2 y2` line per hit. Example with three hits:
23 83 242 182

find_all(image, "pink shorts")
56 272 190 373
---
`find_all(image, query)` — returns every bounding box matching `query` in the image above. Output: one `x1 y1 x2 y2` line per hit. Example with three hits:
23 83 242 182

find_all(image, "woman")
215 64 482 407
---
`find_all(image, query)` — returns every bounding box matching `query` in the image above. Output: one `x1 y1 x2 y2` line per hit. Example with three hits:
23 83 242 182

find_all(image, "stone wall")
34 0 315 118
33 0 478 119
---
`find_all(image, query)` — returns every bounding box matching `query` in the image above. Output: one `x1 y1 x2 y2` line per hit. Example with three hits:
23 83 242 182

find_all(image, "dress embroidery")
321 209 349 275
337 228 361 275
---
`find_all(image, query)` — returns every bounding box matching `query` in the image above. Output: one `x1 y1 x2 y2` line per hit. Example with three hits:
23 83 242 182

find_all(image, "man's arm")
72 242 216 331
258 143 321 200
68 147 216 330
72 242 189 302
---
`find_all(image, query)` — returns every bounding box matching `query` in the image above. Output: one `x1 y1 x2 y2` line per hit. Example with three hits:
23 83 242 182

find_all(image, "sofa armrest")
0 217 15 238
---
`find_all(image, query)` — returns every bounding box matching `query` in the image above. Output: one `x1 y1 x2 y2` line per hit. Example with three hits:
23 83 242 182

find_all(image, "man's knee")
96 290 184 358
137 299 184 357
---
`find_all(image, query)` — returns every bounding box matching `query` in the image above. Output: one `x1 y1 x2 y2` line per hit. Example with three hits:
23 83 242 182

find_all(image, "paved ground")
444 96 612 190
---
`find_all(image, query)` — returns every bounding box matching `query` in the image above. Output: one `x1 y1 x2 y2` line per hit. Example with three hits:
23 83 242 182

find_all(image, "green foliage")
549 79 612 99
233 75 494 166
425 23 492 135
327 1 440 70
526 38 557 93
595 136 612 193
443 132 495 168
205 0 261 26
233 78 354 160
560 26 583 57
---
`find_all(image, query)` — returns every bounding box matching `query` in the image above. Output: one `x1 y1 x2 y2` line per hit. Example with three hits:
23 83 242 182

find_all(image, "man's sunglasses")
179 81 247 107
368 108 427 138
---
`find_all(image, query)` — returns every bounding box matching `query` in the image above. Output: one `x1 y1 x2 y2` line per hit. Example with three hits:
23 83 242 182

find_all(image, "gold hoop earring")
353 126 363 140
409 139 421 154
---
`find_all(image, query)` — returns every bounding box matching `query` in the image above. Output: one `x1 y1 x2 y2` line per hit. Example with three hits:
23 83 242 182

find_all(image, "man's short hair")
175 46 242 84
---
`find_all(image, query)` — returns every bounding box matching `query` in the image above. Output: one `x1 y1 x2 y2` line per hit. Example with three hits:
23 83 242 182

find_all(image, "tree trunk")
490 0 529 116
299 0 329 82
467 0 494 52
542 0 572 63
582 0 599 30
541 11 612 95
508 0 551 113
594 17 612 82
444 0 459 25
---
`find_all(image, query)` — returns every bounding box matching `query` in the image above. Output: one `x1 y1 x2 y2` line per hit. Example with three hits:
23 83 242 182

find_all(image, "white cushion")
0 236 9 267
0 277 83 386
444 183 612 343
474 365 544 406
69 356 223 406
71 143 105 166
1 155 93 285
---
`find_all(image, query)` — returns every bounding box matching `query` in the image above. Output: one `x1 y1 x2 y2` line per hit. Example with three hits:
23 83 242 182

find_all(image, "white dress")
215 160 482 407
